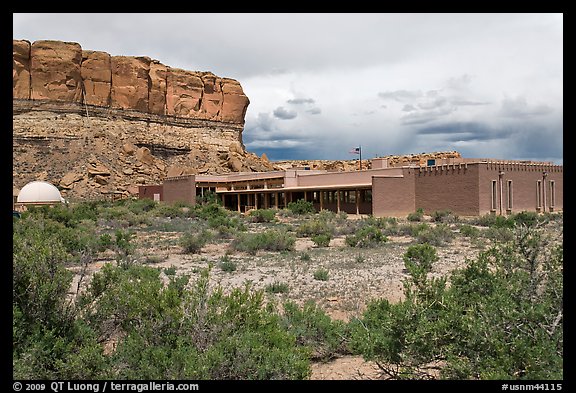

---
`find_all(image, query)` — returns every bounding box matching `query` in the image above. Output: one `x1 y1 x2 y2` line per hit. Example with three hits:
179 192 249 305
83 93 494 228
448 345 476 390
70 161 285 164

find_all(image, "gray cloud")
445 74 473 90
273 107 298 120
378 90 423 102
13 13 563 164
450 98 491 106
417 96 448 110
306 108 322 115
415 122 513 142
500 96 553 118
401 106 455 125
287 98 316 105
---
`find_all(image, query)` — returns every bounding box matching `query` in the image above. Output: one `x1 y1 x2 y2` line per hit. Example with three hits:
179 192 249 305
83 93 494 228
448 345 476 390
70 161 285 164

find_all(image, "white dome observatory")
16 181 65 205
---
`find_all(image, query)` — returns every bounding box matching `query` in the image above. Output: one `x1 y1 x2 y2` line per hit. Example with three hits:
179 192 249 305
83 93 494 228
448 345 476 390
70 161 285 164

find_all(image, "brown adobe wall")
414 164 480 216
163 175 196 205
372 168 416 217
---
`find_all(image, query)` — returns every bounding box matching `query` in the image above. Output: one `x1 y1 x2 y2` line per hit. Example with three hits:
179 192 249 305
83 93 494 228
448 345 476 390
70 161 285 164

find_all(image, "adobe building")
140 155 562 217
139 175 195 205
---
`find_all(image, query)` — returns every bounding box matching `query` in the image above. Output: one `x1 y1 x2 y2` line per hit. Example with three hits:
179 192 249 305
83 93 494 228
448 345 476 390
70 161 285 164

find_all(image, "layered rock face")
13 40 249 122
13 39 272 199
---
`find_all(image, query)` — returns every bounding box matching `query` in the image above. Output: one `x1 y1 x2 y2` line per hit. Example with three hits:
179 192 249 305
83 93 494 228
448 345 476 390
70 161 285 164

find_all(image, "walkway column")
319 191 324 211
222 194 226 208
237 194 241 213
255 193 259 209
355 189 359 215
275 192 279 209
304 191 308 202
337 190 341 213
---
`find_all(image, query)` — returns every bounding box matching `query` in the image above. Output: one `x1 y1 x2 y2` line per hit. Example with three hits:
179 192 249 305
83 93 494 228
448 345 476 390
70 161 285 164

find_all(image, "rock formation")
13 39 272 200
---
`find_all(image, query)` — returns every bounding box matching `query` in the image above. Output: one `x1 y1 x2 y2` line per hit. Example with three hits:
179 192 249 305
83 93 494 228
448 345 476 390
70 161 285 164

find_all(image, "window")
491 180 497 210
427 159 436 166
364 190 372 203
507 180 513 210
550 181 555 208
536 180 542 209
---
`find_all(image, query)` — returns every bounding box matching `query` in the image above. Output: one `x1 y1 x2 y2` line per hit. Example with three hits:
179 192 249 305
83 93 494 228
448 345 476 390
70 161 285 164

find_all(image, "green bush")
231 229 296 255
281 300 347 361
312 233 332 247
403 243 438 280
180 230 212 254
345 225 388 248
297 218 335 238
482 226 515 242
398 222 430 237
287 199 315 215
349 226 563 379
416 224 454 246
78 267 311 379
472 213 515 228
219 255 237 272
512 211 539 228
249 209 277 223
407 208 424 222
313 268 329 281
13 217 107 379
459 224 480 238
431 209 458 223
266 281 289 294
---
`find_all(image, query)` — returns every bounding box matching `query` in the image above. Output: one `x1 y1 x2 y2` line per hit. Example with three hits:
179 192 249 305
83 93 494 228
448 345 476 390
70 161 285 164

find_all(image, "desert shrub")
180 229 213 254
431 209 459 224
349 226 563 380
231 229 296 255
154 203 189 218
416 224 455 246
219 255 237 272
407 208 425 222
196 190 220 205
398 222 430 237
300 252 311 262
281 300 347 361
78 267 311 379
512 211 539 228
312 233 332 247
403 243 438 279
13 217 107 379
207 214 247 236
345 225 388 248
287 199 315 215
266 281 289 294
318 209 337 221
471 213 515 229
482 226 515 242
144 255 167 264
296 218 335 238
70 200 102 222
249 209 277 223
459 223 481 238
313 268 329 281
194 201 228 220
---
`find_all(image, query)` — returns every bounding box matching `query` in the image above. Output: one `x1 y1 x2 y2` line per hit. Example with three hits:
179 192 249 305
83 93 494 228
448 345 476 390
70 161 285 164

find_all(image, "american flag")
349 147 361 154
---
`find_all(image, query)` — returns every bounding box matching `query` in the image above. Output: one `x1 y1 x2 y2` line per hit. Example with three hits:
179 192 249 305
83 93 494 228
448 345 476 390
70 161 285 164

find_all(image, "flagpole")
359 146 362 171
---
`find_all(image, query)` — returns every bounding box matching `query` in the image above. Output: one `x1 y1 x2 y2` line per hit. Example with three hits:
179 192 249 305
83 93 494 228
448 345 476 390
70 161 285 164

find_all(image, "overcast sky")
13 13 563 164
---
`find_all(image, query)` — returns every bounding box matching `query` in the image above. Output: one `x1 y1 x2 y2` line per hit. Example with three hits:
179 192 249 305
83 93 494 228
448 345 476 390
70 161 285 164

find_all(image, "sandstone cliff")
13 39 275 200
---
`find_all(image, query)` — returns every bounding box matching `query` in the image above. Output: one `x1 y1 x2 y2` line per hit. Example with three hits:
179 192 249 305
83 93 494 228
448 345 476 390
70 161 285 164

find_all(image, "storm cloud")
13 13 563 163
